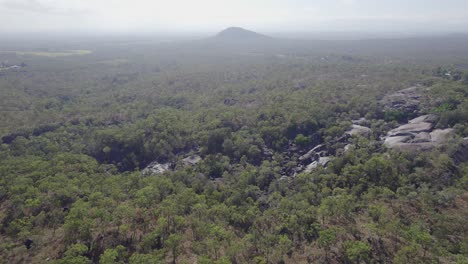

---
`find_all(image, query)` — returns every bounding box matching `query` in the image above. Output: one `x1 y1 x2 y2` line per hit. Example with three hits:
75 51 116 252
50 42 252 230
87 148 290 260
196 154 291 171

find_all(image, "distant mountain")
213 27 271 41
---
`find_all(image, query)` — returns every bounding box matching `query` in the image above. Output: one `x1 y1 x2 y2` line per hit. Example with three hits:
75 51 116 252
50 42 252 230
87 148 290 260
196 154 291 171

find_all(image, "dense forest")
0 33 467 263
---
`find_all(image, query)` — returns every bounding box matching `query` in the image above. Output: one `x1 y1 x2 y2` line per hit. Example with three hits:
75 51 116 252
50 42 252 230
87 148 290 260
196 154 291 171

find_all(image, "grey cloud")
1 0 52 12
0 0 88 14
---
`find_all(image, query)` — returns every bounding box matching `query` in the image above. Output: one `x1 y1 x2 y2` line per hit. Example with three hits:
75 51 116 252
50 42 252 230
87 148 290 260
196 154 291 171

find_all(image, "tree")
318 194 356 224
99 245 127 264
129 253 163 264
55 243 91 264
165 234 182 264
394 244 425 264
345 241 371 264
318 228 337 261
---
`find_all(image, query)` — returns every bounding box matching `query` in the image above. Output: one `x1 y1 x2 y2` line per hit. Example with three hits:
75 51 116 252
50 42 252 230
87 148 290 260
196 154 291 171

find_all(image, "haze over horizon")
1 0 468 36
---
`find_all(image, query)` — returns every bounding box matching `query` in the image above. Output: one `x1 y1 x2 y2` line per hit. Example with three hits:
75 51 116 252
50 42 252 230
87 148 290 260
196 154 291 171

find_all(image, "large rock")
299 144 326 161
412 132 431 143
346 124 372 138
429 129 455 144
383 114 455 151
408 114 438 124
384 135 412 146
142 162 171 175
380 86 429 113
387 122 433 136
304 157 332 173
182 155 202 166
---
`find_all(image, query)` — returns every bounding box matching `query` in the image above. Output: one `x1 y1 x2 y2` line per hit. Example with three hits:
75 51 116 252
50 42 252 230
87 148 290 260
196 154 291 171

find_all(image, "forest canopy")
0 34 467 263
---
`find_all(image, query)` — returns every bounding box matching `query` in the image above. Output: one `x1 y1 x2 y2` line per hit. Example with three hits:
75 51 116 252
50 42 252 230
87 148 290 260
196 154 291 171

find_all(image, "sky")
1 0 468 34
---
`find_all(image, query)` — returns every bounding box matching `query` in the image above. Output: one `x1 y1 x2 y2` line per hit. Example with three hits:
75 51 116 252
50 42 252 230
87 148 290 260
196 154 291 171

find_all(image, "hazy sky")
1 0 468 34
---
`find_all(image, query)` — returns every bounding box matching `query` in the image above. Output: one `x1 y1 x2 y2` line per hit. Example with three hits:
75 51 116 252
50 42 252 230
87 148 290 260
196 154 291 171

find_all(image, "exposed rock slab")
182 155 202 166
380 86 429 113
299 144 326 161
346 124 372 138
412 132 431 143
142 162 171 175
387 122 433 136
430 129 455 144
408 114 438 124
304 157 332 173
384 135 413 146
384 114 455 151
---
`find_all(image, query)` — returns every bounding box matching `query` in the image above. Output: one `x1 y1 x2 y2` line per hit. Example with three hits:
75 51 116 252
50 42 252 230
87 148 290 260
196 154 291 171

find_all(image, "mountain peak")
214 27 270 41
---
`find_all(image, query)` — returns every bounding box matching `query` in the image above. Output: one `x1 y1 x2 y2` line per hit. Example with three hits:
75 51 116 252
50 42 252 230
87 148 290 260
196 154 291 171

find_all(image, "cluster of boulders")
383 114 454 151
379 85 460 151
142 86 464 178
346 124 372 138
380 86 429 114
292 85 463 174
294 121 374 175
142 162 172 175
142 154 202 175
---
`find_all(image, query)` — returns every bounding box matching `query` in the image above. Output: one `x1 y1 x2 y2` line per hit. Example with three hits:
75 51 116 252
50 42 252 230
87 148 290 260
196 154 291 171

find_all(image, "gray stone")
182 155 202 166
299 144 326 161
408 114 438 124
411 132 431 143
344 144 354 153
430 129 455 145
304 157 332 173
346 124 372 138
142 162 171 175
387 122 433 136
383 117 455 151
384 135 412 147
380 86 429 113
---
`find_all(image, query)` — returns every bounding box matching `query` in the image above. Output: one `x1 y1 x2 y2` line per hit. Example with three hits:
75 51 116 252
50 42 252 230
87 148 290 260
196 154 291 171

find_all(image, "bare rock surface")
388 122 434 136
384 135 413 146
380 86 429 113
408 114 438 124
182 155 202 166
429 129 455 144
346 124 372 138
384 114 455 151
304 157 332 173
142 162 171 175
299 144 326 161
412 132 431 143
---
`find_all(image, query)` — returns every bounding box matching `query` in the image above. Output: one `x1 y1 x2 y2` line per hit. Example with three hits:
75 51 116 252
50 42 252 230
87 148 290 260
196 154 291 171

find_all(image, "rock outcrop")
380 86 429 114
299 144 326 162
182 155 202 166
142 162 171 175
304 157 332 173
387 122 434 136
383 115 455 151
346 124 372 138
